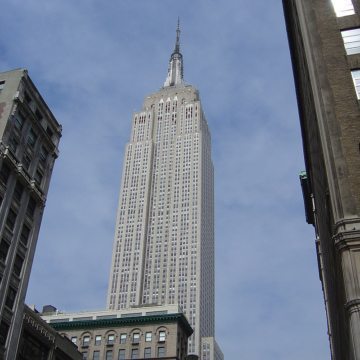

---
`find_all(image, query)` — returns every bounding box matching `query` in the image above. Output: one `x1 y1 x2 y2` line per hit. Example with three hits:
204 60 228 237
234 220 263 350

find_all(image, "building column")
335 225 360 359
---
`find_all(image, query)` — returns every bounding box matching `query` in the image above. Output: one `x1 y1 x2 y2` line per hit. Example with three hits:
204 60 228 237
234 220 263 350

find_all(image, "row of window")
73 330 166 347
82 346 166 360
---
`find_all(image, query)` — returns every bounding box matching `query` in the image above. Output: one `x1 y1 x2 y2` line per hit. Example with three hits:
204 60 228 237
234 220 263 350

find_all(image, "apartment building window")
6 209 17 230
132 332 140 344
159 331 166 342
82 352 88 360
144 347 151 358
13 182 24 203
39 146 48 166
341 28 360 54
71 337 77 344
13 254 24 276
145 332 152 342
27 129 38 148
0 240 10 262
26 197 36 218
118 349 126 360
95 335 101 345
20 224 31 246
0 320 10 346
131 349 139 359
107 334 115 345
22 150 32 170
0 163 11 185
106 351 113 360
8 135 19 154
158 347 166 358
14 113 25 131
351 69 360 99
82 336 90 347
0 81 5 91
5 287 17 309
93 351 100 360
331 0 355 16
120 333 127 344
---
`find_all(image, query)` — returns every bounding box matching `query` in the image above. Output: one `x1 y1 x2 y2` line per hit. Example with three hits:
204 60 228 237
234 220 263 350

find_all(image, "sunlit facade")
107 24 222 359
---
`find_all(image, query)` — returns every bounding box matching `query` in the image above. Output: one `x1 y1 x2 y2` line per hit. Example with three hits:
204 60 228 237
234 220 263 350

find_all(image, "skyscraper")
283 0 360 358
0 69 61 359
107 24 222 359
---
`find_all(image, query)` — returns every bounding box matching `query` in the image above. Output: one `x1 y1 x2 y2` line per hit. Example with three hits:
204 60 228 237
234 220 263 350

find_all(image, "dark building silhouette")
0 69 61 359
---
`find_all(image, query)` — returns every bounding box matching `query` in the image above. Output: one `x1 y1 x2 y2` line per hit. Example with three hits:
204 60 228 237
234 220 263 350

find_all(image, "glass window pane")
332 0 355 17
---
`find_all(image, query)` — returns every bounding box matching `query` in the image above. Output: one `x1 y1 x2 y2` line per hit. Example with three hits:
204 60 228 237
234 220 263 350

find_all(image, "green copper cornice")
49 313 193 337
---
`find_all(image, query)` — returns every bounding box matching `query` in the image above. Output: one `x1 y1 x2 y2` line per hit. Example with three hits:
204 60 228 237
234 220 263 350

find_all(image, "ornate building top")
164 19 184 87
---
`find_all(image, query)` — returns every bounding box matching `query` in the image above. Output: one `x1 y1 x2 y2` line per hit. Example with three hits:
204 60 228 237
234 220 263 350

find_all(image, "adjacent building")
18 305 82 360
283 0 360 358
106 24 222 359
0 69 61 359
41 304 192 360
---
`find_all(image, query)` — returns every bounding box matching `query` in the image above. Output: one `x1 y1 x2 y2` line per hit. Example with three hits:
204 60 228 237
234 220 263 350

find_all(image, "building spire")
175 17 180 54
164 19 184 87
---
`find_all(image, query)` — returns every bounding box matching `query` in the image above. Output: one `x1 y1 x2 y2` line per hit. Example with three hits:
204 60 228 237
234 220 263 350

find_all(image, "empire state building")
107 23 222 359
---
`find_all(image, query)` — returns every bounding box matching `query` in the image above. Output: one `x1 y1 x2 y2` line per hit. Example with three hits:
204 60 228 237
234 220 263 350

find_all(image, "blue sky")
1 0 330 359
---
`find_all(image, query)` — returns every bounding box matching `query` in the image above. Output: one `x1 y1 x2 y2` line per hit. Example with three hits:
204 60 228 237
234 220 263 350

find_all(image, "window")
342 28 360 55
158 347 166 358
34 168 43 184
6 209 17 230
22 151 32 170
0 320 10 346
131 349 139 359
82 336 90 347
352 69 360 99
132 333 140 344
71 337 77 344
20 224 31 245
120 333 127 344
144 347 151 358
82 352 88 360
331 0 355 16
95 335 101 346
5 287 17 309
8 135 19 154
118 349 126 360
14 113 25 131
13 182 24 203
0 163 11 185
46 126 54 138
159 331 166 342
39 146 48 165
145 332 152 342
27 129 38 147
0 81 5 91
0 240 10 262
107 334 115 345
93 351 100 360
35 109 43 122
26 197 37 218
106 351 113 360
13 254 24 276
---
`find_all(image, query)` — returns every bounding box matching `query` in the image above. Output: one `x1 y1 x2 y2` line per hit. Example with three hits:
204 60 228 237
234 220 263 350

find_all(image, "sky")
1 0 330 359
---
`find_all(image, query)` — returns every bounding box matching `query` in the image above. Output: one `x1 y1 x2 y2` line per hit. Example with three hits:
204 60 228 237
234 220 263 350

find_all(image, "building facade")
18 305 81 360
41 305 192 360
106 24 221 358
283 0 360 359
0 69 61 359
